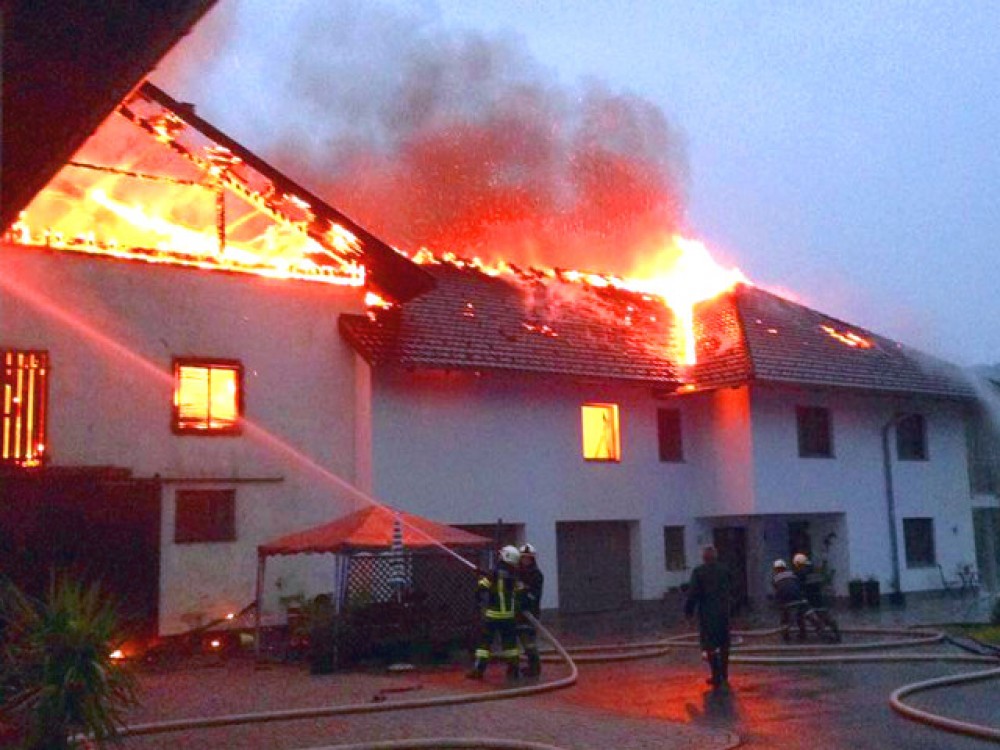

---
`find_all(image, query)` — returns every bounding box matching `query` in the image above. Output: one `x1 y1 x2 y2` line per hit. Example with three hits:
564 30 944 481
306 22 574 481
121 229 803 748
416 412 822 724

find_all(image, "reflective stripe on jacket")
479 566 519 620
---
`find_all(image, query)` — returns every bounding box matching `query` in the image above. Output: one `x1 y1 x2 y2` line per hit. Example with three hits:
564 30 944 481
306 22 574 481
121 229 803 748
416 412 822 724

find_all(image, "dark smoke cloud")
164 1 689 274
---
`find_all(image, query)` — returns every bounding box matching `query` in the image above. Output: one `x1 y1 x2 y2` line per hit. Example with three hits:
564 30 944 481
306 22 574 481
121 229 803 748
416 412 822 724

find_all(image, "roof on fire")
1 1 217 230
340 263 975 399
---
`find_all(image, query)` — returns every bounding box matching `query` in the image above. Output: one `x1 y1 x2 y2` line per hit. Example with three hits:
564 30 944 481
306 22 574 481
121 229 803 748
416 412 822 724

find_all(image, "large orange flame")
409 235 748 366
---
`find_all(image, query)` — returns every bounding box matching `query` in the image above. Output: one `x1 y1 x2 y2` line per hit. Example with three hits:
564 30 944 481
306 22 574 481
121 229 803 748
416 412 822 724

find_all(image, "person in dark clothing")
772 559 807 641
684 545 733 689
792 553 841 642
516 543 544 677
467 545 523 680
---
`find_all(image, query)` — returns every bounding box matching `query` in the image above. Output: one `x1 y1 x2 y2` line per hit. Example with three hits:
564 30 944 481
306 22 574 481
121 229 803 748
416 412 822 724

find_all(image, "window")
903 517 935 568
581 403 620 461
663 526 686 571
796 406 833 458
2 350 48 468
173 359 242 434
657 408 684 462
175 489 236 543
896 414 928 461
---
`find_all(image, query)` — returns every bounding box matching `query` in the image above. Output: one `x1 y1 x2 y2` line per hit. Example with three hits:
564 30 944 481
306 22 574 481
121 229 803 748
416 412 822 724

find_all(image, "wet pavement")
121 592 999 750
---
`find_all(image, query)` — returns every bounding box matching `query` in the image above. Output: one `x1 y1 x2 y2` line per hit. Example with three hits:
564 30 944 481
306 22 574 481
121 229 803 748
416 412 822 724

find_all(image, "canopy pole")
254 551 266 662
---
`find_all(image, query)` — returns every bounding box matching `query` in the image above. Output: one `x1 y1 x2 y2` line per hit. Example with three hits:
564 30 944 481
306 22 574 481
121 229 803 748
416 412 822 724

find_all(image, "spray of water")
0 266 477 570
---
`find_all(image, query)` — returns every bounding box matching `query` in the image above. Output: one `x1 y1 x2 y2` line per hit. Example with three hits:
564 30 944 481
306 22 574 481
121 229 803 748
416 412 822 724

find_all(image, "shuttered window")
175 489 236 543
2 350 48 468
657 408 684 462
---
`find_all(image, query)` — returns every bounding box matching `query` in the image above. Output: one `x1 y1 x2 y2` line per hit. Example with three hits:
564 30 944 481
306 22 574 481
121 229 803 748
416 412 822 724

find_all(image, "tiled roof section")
341 267 973 399
339 264 682 383
722 285 975 399
690 292 754 388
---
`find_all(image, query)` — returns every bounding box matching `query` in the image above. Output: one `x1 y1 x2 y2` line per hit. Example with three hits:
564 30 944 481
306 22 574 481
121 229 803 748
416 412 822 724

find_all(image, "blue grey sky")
156 1 1000 366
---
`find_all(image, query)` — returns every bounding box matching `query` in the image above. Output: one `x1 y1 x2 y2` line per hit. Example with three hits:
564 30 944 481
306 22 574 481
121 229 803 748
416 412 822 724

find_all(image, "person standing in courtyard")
684 544 733 690
516 543 544 677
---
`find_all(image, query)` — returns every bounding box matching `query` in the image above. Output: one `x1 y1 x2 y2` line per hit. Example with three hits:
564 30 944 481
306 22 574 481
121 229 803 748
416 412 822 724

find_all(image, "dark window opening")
903 517 935 568
172 358 243 435
663 526 686 571
2 349 48 468
797 406 833 458
896 414 928 461
175 489 236 543
657 408 684 462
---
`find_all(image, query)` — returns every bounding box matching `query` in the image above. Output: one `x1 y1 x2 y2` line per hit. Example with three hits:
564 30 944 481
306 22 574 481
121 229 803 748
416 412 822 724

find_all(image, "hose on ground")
118 613 577 738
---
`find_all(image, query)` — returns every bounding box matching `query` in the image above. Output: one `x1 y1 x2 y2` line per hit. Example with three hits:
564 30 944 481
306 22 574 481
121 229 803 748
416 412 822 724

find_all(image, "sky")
155 1 1000 366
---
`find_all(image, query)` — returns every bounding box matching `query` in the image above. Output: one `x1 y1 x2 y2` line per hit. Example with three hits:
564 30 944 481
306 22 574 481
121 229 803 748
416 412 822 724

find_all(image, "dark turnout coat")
684 561 733 650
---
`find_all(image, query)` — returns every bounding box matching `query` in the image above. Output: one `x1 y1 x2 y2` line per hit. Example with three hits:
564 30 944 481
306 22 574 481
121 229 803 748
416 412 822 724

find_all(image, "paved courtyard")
120 593 998 750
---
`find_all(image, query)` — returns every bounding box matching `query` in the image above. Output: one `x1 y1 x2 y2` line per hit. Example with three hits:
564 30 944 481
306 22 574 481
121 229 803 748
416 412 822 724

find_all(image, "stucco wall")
749 384 977 593
369 370 760 608
0 243 366 633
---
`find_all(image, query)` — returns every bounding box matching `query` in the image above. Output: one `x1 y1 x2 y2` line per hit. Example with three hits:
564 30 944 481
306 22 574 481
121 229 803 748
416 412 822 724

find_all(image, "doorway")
713 526 748 613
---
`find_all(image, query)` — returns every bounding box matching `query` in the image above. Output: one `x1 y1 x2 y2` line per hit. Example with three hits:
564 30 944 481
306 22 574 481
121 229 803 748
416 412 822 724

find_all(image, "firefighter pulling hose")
467 545 524 680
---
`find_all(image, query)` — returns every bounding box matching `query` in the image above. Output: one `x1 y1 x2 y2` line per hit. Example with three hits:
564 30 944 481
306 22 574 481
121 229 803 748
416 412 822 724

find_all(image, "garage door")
556 521 632 613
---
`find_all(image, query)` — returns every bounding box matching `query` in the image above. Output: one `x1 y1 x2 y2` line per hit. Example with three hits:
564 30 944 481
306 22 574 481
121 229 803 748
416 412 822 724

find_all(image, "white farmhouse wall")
370 368 980 609
750 385 976 594
369 370 761 608
0 244 368 633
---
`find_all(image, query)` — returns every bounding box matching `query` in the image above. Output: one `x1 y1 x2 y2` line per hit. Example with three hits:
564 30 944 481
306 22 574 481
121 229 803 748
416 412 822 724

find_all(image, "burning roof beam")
126 83 434 303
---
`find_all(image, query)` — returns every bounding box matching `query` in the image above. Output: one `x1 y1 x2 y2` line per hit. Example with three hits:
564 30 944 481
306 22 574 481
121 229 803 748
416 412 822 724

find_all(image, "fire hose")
118 614 578 738
114 619 998 747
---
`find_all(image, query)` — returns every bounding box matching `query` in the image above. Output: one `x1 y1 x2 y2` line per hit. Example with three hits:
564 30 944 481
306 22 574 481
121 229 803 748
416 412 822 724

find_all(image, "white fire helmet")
793 553 810 567
519 543 537 556
499 545 521 566
772 559 788 570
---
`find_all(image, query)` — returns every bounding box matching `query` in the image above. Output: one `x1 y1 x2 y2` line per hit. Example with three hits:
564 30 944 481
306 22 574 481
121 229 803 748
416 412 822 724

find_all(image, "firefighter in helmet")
772 559 807 641
792 553 841 642
516 542 544 677
467 545 523 680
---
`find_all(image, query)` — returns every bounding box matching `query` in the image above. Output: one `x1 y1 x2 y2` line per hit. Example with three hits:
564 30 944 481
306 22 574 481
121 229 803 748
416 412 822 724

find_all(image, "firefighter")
684 545 733 689
516 543 544 677
772 559 807 641
792 553 841 642
467 545 522 680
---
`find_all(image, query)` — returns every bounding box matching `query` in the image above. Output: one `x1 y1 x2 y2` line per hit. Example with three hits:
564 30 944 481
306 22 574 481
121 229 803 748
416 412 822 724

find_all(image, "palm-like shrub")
0 577 137 748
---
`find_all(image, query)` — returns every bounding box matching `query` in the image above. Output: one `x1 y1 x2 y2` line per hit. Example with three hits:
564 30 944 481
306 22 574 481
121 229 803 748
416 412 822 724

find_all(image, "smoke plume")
158 1 690 274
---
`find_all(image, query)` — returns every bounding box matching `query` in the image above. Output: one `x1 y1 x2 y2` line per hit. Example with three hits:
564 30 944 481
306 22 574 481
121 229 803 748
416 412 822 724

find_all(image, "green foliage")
0 577 137 749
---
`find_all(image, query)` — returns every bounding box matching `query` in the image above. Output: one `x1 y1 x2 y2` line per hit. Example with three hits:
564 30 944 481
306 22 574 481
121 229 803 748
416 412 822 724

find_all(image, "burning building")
2 6 995 634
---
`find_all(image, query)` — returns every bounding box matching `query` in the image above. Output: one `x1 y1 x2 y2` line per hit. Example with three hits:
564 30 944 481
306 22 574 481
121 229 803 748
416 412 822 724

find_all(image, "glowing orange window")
581 403 621 462
172 359 242 435
2 350 48 468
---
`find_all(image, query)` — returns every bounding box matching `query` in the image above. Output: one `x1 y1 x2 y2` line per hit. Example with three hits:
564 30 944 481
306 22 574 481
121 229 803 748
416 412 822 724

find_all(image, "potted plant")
864 576 881 608
848 578 865 609
0 576 137 749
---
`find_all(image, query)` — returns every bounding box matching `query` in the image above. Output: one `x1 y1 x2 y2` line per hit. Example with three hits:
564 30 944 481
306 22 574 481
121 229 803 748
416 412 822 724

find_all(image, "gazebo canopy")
258 505 492 558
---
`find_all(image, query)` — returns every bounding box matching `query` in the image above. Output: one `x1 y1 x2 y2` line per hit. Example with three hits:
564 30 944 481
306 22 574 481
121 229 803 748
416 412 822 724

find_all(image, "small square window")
903 517 935 568
581 403 620 462
173 359 242 435
797 406 833 458
663 526 686 571
896 414 928 461
175 489 236 543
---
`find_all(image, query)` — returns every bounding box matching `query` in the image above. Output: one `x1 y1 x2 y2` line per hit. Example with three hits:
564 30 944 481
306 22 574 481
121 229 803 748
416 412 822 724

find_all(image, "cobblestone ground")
121 659 737 750
120 594 997 750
